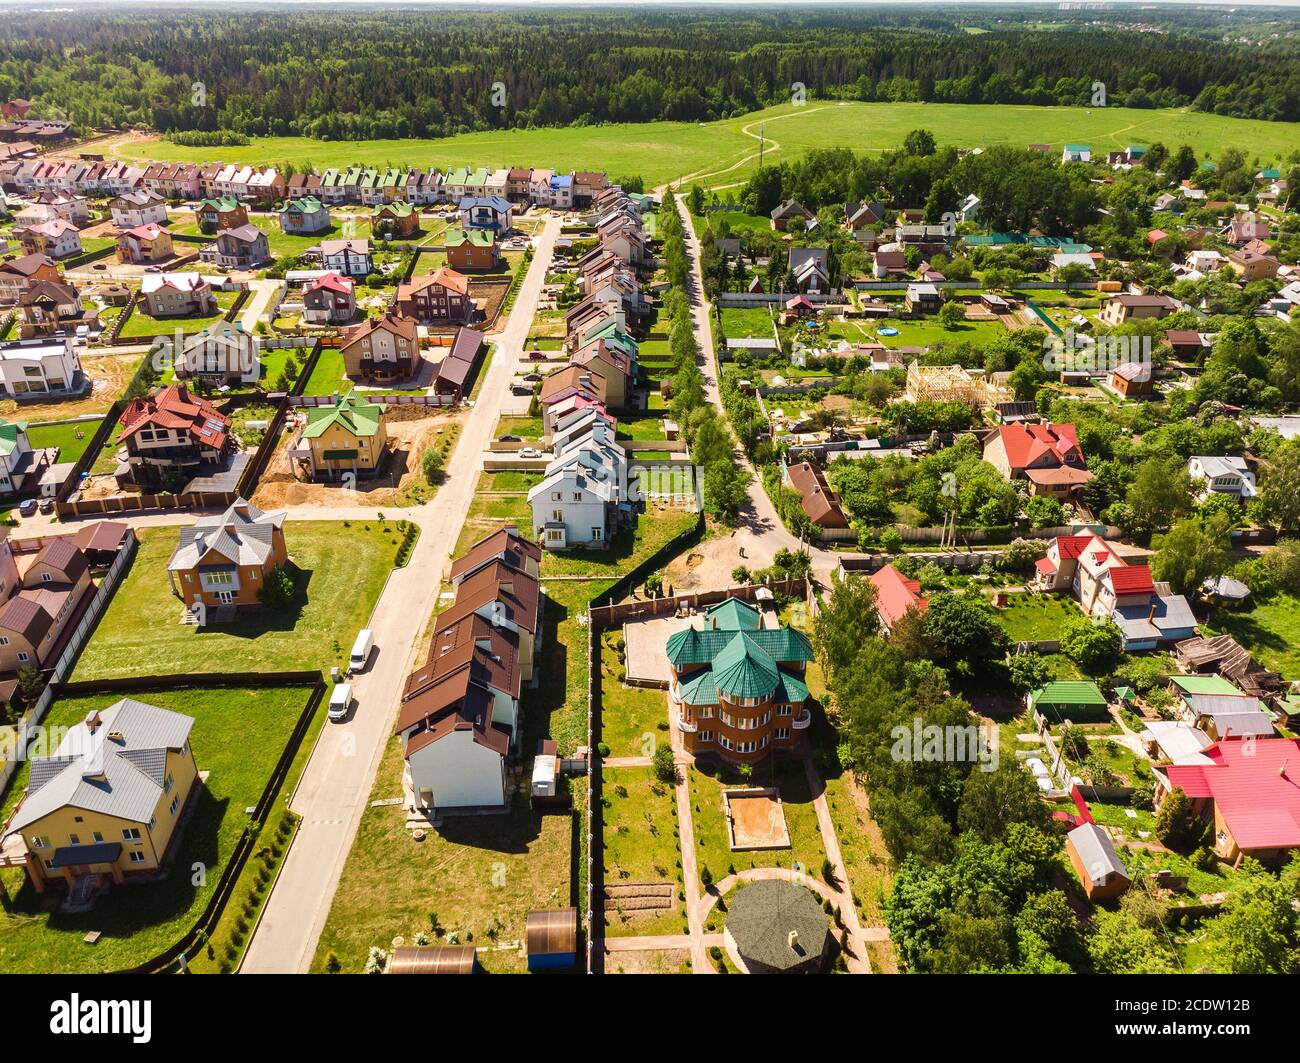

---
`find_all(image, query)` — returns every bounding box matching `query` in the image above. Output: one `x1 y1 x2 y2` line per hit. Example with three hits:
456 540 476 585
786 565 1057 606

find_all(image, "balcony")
674 711 698 734
792 710 812 731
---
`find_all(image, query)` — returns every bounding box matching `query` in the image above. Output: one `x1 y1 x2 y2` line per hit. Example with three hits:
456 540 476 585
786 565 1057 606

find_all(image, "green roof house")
0 417 34 496
300 392 389 481
1028 680 1108 722
666 597 814 763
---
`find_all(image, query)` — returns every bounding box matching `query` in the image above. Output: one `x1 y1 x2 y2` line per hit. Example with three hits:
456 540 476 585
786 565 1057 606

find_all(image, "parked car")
18 499 36 517
527 350 547 361
328 683 353 723
38 497 55 514
519 447 542 458
349 628 374 672
498 434 522 442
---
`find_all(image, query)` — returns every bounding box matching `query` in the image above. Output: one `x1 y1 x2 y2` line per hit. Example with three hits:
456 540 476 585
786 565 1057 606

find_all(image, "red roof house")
983 422 1092 498
869 564 929 633
1161 738 1300 865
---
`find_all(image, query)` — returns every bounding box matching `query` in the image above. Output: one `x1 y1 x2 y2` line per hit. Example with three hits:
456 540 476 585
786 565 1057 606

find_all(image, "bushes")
258 565 296 611
394 520 420 567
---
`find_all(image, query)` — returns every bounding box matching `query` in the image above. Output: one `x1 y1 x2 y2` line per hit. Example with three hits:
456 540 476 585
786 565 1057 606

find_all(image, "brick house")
396 267 474 324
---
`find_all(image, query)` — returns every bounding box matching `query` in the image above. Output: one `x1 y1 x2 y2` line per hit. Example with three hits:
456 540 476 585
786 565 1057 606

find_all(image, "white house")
0 336 83 397
1187 455 1255 499
175 321 259 385
110 189 168 229
0 417 38 497
402 708 508 811
319 238 373 277
527 419 627 550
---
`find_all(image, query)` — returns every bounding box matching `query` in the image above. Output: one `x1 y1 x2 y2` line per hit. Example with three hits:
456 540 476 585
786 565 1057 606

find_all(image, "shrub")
258 566 296 611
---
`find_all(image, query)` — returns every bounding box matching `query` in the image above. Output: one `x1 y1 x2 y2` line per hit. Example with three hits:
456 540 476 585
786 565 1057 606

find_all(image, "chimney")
787 930 800 951
84 710 101 732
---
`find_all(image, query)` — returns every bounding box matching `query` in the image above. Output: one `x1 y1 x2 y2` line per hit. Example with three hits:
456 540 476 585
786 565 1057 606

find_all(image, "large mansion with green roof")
666 597 814 764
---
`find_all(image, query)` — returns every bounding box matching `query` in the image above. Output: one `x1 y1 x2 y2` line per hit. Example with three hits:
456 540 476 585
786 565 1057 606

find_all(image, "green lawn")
1205 595 1300 679
598 631 670 758
995 592 1082 642
689 759 827 888
311 736 575 974
301 346 350 396
74 522 396 679
111 103 1300 191
719 307 777 341
116 290 240 341
867 317 1010 350
602 766 685 938
24 417 103 466
481 470 542 492
529 578 614 755
0 685 314 974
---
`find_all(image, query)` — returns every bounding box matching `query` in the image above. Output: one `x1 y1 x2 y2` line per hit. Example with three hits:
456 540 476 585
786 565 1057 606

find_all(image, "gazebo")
724 880 830 974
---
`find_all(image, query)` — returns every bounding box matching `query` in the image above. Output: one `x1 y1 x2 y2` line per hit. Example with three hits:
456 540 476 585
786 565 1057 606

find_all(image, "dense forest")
1 5 1299 140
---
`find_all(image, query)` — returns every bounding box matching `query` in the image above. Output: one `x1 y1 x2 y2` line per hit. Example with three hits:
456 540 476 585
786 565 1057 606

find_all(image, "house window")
31 836 47 849
92 832 103 843
777 704 791 717
40 572 52 583
164 773 174 795
697 731 713 743
170 796 180 816
69 834 80 845
16 652 28 663
128 851 146 864
123 828 141 841
591 528 602 541
0 637 7 647
775 727 790 740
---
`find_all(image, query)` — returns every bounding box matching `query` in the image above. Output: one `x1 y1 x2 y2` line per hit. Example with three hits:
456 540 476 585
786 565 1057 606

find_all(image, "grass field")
116 290 240 341
24 417 103 466
0 685 314 974
602 766 686 938
107 103 1300 192
1205 595 1300 678
995 593 1082 642
74 522 395 680
310 736 575 974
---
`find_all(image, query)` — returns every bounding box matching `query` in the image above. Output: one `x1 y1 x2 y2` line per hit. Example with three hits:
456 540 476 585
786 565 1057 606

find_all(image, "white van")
349 629 374 672
328 683 353 723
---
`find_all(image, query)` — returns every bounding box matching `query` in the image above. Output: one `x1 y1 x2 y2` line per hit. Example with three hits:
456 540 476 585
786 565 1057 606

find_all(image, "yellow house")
1 699 198 893
299 392 389 481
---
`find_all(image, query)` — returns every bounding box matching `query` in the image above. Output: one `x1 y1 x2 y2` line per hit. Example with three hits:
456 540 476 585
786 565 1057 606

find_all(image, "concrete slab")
622 613 695 686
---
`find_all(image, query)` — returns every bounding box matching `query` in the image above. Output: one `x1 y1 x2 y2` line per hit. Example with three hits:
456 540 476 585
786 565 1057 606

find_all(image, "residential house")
199 224 270 270
0 336 82 398
320 238 373 278
432 327 485 403
1 699 198 894
278 196 331 235
195 197 248 235
301 272 356 325
140 273 217 319
1167 675 1275 742
874 249 908 280
18 218 81 260
109 189 167 229
0 418 43 496
1066 823 1130 901
572 171 608 209
17 280 96 339
1228 249 1279 282
1155 738 1300 865
397 529 542 813
1032 531 1198 649
528 418 628 550
174 321 259 385
1061 144 1091 163
1165 329 1212 362
896 225 952 256
296 392 389 481
846 201 888 230
444 227 500 271
904 283 943 315
785 461 848 529
167 499 288 611
1187 456 1255 500
868 564 929 633
115 223 173 265
369 201 419 240
984 422 1092 498
1105 361 1154 398
0 534 93 673
458 196 514 232
341 312 421 384
1228 211 1269 247
789 247 831 293
569 339 634 409
667 597 815 764
1098 293 1177 326
396 267 474 324
0 254 61 304
117 384 231 480
771 200 814 231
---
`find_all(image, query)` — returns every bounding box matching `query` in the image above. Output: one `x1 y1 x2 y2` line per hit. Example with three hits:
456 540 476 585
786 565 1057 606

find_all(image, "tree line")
2 8 1299 140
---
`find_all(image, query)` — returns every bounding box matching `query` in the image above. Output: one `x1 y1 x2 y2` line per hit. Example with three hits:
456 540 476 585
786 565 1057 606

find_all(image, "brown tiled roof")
33 538 88 584
0 595 52 647
435 560 540 638
786 462 849 528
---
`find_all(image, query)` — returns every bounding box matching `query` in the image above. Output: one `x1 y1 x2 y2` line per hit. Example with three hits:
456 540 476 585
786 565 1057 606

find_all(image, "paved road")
673 194 840 582
238 215 561 973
